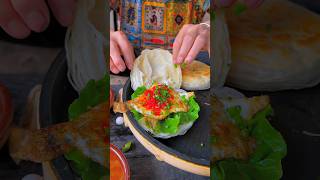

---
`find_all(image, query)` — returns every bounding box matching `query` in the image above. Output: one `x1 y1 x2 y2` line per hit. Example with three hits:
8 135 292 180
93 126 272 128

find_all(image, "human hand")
0 0 76 39
173 23 210 64
110 31 135 74
214 0 264 8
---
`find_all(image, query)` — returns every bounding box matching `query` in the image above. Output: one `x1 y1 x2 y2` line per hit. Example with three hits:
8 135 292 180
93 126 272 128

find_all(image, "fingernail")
26 11 47 32
119 65 126 72
185 56 192 62
6 20 30 39
177 56 183 63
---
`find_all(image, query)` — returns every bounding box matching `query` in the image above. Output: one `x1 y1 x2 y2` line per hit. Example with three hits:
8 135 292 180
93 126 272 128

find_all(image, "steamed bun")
130 49 182 90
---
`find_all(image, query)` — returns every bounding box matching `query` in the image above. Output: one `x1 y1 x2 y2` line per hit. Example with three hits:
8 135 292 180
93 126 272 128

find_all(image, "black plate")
122 52 211 169
40 50 78 179
123 81 210 167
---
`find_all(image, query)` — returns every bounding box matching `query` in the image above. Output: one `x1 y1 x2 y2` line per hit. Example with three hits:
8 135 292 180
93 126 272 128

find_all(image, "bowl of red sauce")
110 144 130 180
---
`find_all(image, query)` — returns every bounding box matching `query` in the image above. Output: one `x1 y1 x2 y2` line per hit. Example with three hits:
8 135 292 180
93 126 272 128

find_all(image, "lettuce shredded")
66 75 109 180
131 86 200 135
211 105 287 180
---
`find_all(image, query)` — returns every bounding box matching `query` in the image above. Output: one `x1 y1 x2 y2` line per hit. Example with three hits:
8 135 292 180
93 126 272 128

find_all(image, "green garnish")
122 141 133 153
181 63 187 69
154 86 171 104
165 103 171 110
174 64 178 68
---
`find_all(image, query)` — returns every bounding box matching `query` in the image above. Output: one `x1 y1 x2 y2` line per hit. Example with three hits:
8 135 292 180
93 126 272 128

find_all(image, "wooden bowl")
122 81 210 176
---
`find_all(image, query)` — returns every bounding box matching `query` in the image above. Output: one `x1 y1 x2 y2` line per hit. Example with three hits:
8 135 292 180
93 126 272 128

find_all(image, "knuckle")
114 60 123 67
199 28 209 36
179 50 187 57
116 31 126 38
182 24 191 29
184 34 194 41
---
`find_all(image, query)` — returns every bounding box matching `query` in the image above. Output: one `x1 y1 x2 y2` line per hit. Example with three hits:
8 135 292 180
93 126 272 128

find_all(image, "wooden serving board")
122 81 210 177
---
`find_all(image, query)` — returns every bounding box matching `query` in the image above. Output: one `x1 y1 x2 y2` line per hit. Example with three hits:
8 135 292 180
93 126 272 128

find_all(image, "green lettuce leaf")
131 86 200 135
131 86 147 99
211 105 287 180
66 75 109 180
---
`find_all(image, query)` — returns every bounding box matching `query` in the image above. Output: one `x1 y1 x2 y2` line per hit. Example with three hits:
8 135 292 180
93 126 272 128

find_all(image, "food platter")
121 50 211 177
123 80 210 176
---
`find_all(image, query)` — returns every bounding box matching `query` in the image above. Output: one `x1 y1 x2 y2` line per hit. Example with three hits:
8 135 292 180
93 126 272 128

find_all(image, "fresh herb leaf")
122 141 133 153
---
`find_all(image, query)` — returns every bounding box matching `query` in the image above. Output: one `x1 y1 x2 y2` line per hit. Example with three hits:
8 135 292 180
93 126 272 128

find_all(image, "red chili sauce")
142 85 173 116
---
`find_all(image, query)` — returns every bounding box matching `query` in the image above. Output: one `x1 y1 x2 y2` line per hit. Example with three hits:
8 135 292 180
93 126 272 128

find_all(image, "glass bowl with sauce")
110 144 130 180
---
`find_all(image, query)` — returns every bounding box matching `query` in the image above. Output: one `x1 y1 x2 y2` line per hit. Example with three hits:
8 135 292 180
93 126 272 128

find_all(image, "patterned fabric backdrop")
120 0 209 52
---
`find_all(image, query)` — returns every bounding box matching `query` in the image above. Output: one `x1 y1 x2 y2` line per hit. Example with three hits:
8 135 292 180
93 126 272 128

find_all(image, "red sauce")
142 85 173 116
110 148 125 180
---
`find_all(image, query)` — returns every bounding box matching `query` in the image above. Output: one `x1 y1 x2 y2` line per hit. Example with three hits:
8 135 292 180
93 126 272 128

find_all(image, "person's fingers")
110 58 120 74
242 0 264 8
10 0 50 32
0 0 31 38
172 25 186 63
185 35 207 64
48 0 76 27
176 27 198 64
114 31 135 70
110 40 126 72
